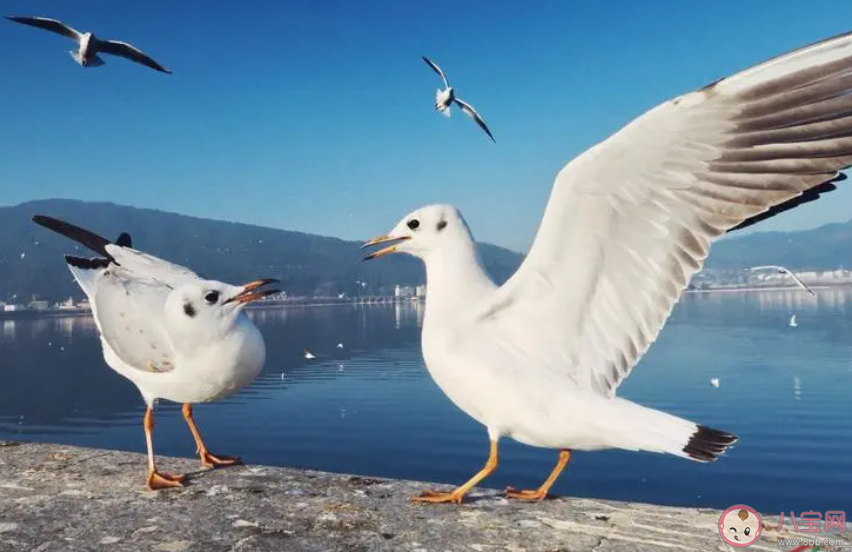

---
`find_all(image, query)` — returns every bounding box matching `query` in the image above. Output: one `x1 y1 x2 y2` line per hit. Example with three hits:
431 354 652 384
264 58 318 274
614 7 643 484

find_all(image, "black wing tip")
64 255 110 270
31 214 112 259
728 173 844 233
683 425 739 462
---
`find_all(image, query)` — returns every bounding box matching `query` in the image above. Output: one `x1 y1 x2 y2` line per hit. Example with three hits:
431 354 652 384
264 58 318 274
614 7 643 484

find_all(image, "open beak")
361 235 410 261
224 278 280 305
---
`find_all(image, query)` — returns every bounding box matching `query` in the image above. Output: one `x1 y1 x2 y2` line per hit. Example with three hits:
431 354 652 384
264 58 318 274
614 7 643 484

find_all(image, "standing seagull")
747 265 816 296
365 30 852 504
33 216 278 490
422 56 495 142
6 16 171 73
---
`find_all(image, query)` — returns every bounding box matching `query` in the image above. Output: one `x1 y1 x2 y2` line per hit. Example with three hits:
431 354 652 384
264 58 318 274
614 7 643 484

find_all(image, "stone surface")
0 442 847 551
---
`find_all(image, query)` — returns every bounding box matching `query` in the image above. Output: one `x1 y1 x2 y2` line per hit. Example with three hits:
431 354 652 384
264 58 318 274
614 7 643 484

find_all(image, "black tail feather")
115 232 132 248
683 425 738 462
32 215 114 261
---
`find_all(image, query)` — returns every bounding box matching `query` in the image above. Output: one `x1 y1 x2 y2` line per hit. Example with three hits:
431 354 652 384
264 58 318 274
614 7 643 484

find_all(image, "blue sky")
3 1 852 252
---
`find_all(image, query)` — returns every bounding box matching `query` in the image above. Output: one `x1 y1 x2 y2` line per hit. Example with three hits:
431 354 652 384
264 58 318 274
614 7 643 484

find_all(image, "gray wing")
93 269 177 373
105 244 199 289
422 56 449 88
454 97 496 142
6 16 81 41
97 40 171 73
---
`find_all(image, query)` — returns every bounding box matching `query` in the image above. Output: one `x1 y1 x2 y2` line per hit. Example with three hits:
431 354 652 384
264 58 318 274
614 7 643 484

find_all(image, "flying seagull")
422 56 495 142
747 265 816 296
6 16 171 73
33 215 278 490
365 29 852 504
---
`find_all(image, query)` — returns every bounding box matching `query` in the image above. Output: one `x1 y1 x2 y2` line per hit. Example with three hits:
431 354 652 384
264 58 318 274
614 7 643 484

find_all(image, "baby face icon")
719 505 762 547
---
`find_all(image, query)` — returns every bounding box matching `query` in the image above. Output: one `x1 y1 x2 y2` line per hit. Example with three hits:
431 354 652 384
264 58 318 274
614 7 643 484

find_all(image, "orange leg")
506 449 572 501
411 441 498 505
182 404 242 469
144 406 185 490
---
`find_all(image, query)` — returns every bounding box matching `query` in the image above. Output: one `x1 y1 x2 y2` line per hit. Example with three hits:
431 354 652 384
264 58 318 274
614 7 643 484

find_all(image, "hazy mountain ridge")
0 199 523 303
2 199 851 303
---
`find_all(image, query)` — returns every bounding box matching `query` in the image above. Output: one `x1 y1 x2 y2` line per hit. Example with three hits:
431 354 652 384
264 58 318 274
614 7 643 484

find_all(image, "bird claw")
410 489 465 504
505 486 548 501
199 451 242 469
146 470 186 490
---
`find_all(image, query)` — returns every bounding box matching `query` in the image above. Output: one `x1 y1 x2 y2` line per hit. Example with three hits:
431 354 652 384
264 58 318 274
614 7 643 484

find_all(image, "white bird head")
164 278 278 340
362 204 474 261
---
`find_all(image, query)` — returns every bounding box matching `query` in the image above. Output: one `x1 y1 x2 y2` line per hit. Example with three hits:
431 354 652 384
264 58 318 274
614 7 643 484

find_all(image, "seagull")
338 292 346 299
710 378 720 388
422 56 495 142
364 30 852 504
336 342 344 349
789 314 798 327
32 215 278 490
747 265 815 296
304 350 316 360
6 16 171 74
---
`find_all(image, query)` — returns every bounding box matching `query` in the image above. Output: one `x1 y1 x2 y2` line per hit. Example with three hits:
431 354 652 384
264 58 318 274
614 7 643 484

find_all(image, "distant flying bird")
6 16 171 74
363 28 852 504
747 265 815 296
338 292 345 299
789 314 798 327
304 350 316 359
32 215 278 490
336 343 344 349
422 56 495 142
710 378 720 388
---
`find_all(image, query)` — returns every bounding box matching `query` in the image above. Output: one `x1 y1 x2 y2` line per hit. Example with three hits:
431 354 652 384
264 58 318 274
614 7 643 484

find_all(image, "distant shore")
0 297 425 321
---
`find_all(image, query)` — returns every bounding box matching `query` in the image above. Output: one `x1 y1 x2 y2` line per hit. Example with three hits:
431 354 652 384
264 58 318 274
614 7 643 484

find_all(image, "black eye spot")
204 291 220 304
437 220 447 231
183 303 196 318
744 528 750 536
407 219 420 230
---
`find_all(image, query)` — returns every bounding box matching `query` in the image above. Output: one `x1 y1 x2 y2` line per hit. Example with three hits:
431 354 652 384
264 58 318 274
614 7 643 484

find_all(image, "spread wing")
481 30 852 397
97 39 171 73
93 269 177 373
422 56 449 88
6 16 80 41
748 265 815 296
454 97 495 142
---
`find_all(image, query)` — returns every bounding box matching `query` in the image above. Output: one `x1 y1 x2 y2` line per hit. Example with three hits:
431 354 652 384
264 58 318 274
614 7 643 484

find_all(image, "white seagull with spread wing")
365 30 852 504
422 56 495 142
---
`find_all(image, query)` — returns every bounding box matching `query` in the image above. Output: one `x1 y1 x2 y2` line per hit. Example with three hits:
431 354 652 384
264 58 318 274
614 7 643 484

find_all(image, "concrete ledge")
0 442 846 551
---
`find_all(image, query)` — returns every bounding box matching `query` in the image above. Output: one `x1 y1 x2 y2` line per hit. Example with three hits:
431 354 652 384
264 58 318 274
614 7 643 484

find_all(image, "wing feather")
97 40 171 73
481 30 852 397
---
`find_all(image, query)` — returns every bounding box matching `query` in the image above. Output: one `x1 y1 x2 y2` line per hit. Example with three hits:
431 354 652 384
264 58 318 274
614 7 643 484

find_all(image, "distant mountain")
706 220 852 270
0 199 523 303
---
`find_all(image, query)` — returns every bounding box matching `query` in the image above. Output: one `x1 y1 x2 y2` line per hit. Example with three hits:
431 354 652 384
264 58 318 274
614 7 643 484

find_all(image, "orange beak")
361 235 410 260
224 278 280 305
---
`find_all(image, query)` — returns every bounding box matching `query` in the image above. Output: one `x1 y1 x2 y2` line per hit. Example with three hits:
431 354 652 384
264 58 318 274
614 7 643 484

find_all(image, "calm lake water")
1 292 851 514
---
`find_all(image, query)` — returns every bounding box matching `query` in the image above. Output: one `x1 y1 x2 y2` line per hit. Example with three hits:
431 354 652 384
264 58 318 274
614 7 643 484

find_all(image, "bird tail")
69 51 104 67
604 398 738 462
